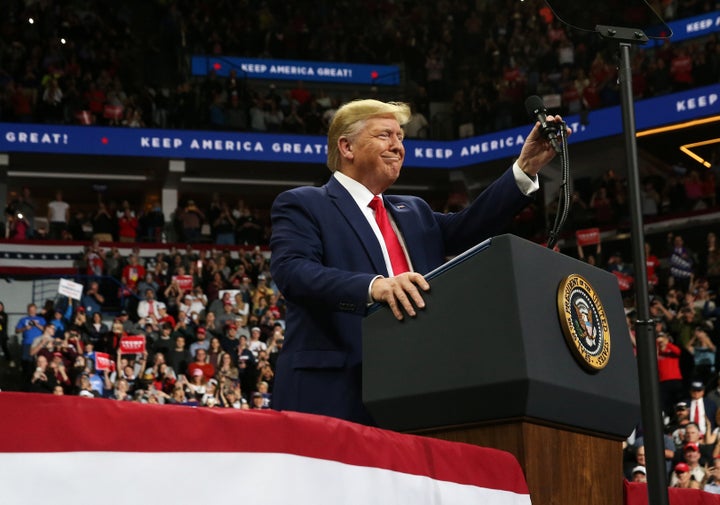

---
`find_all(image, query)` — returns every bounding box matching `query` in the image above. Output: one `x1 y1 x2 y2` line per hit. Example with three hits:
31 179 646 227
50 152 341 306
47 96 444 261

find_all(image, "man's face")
685 448 701 464
685 425 700 442
677 406 689 420
636 448 645 464
632 472 646 483
690 389 704 400
343 115 405 194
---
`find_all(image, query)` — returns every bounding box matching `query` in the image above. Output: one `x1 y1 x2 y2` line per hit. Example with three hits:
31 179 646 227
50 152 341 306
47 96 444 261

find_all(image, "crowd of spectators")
604 225 720 491
3 238 281 409
3 185 269 246
5 154 719 249
0 0 717 141
552 158 720 238
2 0 720 491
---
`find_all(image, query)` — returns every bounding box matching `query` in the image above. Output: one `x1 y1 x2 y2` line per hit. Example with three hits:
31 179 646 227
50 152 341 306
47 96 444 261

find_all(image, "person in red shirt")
118 210 138 243
646 242 660 290
85 241 105 278
10 81 34 122
657 331 684 416
582 78 602 110
155 304 176 328
121 254 146 293
670 47 693 91
84 81 106 121
186 348 215 379
290 81 311 106
5 210 30 240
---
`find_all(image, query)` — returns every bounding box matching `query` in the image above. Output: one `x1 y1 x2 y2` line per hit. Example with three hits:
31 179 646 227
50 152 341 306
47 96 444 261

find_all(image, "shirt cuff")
512 160 540 196
368 275 384 304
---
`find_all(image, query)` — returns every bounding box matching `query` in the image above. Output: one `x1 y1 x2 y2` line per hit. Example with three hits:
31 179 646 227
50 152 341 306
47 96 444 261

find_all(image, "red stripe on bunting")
0 393 528 494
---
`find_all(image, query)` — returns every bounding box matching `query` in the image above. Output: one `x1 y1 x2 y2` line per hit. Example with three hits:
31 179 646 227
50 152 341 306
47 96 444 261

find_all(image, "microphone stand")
598 24 669 505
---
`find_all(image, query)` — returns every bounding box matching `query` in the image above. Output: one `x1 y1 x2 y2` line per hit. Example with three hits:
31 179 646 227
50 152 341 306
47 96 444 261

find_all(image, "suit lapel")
326 178 389 276
385 197 429 274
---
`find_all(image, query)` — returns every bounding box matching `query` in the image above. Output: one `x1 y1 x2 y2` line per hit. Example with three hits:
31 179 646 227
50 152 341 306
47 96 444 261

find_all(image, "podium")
362 234 641 505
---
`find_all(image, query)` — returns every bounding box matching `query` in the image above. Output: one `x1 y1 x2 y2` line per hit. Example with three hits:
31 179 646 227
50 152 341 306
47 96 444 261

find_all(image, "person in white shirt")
136 289 163 323
248 326 267 358
47 190 69 239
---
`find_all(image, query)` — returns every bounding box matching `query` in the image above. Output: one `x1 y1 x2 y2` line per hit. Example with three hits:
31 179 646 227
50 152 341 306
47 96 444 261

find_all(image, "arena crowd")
0 0 720 492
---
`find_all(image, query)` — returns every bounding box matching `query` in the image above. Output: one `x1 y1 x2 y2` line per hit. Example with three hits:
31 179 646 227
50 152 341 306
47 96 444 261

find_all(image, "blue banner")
0 84 717 169
648 12 720 46
191 56 400 86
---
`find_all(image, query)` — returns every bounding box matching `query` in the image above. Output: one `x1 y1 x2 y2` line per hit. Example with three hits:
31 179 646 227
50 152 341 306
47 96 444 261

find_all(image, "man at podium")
269 98 567 424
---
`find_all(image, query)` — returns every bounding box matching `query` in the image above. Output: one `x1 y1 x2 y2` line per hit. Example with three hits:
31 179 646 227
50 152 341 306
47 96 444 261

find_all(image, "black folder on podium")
362 234 640 437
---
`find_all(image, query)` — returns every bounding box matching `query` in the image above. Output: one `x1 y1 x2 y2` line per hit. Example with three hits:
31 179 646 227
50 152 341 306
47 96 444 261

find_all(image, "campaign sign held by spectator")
119 336 146 354
58 278 84 301
576 228 600 247
173 275 194 292
94 352 113 371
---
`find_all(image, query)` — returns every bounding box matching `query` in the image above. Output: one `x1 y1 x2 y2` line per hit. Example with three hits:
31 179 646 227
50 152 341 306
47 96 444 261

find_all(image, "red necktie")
148 300 154 316
369 196 410 275
695 401 702 427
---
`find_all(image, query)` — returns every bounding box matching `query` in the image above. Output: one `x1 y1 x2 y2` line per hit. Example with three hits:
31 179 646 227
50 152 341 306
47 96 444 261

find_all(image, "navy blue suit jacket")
269 167 532 424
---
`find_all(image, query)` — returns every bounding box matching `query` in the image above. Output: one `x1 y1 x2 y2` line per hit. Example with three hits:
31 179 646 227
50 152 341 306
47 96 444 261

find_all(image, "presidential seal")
557 274 611 372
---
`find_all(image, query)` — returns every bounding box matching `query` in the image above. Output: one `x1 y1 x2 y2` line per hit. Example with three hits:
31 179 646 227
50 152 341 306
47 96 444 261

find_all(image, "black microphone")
524 95 561 154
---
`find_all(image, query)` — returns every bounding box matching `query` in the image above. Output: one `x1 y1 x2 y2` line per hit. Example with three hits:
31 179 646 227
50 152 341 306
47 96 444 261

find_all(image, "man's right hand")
371 272 430 321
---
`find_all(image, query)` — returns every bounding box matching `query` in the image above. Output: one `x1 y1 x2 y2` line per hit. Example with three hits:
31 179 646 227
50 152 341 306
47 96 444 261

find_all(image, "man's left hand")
517 115 571 177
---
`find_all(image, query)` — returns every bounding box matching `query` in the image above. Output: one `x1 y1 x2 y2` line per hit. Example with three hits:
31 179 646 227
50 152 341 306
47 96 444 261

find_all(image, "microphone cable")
546 121 569 250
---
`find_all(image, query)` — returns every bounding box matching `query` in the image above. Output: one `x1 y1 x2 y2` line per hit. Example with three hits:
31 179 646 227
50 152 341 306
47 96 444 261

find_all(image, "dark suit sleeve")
270 189 376 316
434 167 533 255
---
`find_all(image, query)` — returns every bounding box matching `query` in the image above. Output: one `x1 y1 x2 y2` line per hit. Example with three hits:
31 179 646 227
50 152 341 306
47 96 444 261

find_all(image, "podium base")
418 420 623 505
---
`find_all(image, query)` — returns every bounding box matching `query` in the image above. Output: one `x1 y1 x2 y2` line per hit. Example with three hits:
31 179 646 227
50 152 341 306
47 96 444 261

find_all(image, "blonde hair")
326 99 411 172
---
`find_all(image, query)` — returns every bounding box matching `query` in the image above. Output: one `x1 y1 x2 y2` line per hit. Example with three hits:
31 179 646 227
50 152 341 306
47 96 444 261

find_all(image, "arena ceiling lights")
636 115 720 169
